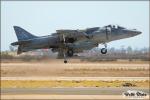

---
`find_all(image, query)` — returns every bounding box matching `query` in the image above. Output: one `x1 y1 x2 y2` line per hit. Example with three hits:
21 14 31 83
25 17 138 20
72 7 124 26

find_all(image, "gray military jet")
11 25 141 63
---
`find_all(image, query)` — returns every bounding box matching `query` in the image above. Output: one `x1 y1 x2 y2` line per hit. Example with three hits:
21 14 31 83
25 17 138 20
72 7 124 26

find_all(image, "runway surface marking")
1 94 149 99
2 77 149 81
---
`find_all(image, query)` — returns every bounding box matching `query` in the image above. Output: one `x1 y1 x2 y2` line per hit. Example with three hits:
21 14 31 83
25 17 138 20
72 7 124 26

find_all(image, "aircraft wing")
11 40 32 46
56 29 89 40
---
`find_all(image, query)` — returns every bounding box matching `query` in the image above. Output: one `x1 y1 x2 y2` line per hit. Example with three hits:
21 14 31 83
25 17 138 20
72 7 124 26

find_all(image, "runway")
1 87 149 99
2 87 149 95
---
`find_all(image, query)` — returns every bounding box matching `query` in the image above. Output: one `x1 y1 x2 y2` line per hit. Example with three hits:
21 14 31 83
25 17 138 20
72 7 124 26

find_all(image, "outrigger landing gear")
62 34 68 64
101 43 107 54
63 51 68 63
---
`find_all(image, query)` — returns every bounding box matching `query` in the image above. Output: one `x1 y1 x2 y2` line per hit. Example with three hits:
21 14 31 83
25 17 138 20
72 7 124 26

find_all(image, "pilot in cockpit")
106 25 126 30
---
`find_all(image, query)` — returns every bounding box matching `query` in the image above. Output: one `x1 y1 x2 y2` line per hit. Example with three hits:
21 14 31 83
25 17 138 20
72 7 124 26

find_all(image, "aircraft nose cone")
134 30 142 35
137 31 142 34
130 30 142 36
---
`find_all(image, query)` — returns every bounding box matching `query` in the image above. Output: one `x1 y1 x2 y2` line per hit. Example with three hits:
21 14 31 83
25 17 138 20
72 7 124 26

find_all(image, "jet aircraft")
11 25 141 63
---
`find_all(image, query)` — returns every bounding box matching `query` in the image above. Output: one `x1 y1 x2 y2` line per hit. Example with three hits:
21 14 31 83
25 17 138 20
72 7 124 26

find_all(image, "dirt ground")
1 59 149 77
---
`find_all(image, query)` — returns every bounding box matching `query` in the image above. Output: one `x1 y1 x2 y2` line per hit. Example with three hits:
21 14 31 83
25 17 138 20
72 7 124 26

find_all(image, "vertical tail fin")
13 26 37 41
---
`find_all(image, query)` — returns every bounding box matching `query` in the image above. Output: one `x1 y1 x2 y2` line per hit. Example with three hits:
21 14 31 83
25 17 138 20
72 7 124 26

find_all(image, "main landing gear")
101 43 107 54
63 49 74 63
62 35 74 64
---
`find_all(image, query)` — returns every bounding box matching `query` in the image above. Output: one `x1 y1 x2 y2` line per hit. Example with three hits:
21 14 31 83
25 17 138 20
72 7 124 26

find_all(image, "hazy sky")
1 1 149 51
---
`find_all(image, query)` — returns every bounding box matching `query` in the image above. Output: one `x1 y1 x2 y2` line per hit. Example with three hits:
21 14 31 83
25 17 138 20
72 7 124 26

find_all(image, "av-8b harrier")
11 25 141 63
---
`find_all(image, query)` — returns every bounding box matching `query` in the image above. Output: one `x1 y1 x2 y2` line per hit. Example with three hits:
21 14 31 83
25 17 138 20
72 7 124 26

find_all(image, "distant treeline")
1 46 149 61
80 46 149 61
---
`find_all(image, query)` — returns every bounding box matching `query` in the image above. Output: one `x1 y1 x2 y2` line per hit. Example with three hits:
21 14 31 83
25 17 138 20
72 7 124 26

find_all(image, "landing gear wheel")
64 60 67 63
101 48 107 54
67 49 74 57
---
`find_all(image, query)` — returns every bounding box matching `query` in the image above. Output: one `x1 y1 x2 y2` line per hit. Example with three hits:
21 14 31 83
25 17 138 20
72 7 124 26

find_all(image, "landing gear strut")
63 49 74 63
62 35 74 63
64 52 67 63
101 43 107 54
62 34 68 64
67 49 74 57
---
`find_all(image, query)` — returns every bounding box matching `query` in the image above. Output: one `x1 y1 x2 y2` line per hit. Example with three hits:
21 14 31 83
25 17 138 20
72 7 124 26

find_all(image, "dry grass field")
1 59 149 77
1 80 149 88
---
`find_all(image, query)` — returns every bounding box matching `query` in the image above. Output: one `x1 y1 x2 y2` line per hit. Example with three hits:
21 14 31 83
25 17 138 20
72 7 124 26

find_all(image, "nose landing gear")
101 43 107 54
101 48 107 54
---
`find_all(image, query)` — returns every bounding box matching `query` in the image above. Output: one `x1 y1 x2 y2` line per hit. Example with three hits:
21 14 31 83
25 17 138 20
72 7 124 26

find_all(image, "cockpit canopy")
106 25 126 29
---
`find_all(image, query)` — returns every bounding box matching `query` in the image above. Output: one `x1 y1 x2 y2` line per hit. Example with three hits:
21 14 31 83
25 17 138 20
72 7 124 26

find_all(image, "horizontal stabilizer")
11 40 31 46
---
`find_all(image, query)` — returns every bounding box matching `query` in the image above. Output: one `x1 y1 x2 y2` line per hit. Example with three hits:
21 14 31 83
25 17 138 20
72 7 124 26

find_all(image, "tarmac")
1 87 149 95
1 87 149 99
